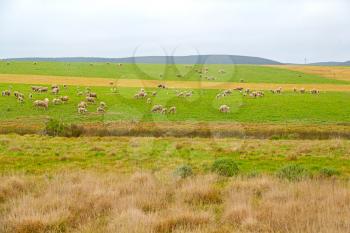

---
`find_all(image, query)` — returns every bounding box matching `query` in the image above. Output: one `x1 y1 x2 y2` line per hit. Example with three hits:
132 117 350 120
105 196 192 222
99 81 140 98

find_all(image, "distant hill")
308 61 350 66
4 55 282 65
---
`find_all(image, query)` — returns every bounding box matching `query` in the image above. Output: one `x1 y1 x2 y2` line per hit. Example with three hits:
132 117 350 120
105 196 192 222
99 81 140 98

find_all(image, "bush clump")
319 167 340 178
173 165 193 179
277 164 308 181
211 158 239 177
45 119 84 137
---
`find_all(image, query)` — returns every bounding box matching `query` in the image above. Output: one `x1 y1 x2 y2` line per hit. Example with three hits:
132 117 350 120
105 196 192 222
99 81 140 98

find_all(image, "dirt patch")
1 74 350 91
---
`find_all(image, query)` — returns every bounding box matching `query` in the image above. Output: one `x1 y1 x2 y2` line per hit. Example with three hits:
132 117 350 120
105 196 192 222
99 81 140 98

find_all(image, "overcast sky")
0 0 349 63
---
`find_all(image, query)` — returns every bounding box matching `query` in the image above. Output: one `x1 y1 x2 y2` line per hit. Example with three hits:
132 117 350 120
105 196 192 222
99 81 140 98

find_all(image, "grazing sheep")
152 91 157 96
161 108 168 114
14 91 24 99
99 102 107 108
78 107 87 114
86 96 95 103
78 101 87 108
310 89 320 94
218 69 226 74
151 105 163 113
2 90 11 96
223 89 232 95
158 84 166 89
29 93 33 99
219 105 230 113
134 91 147 99
63 84 67 89
60 96 69 102
185 91 193 97
300 88 306 94
216 93 223 99
87 92 97 98
40 87 48 93
293 88 297 93
146 98 152 104
250 92 257 98
34 98 49 110
18 96 24 103
52 87 60 95
52 98 63 105
168 106 176 114
109 81 114 86
177 92 185 97
51 84 59 90
234 87 244 91
97 106 106 114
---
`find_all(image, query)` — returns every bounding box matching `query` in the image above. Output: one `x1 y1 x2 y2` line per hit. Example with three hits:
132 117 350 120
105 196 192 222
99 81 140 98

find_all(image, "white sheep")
78 107 87 114
219 105 230 113
34 98 49 110
168 106 176 114
151 105 163 113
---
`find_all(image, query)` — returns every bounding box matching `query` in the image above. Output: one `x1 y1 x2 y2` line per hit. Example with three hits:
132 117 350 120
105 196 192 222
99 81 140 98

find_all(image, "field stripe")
268 65 350 82
1 73 350 91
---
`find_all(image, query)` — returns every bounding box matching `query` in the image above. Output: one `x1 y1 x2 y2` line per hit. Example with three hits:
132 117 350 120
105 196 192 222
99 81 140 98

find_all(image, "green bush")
45 119 84 137
319 167 340 178
211 158 239 177
45 119 67 136
277 164 308 181
173 165 193 179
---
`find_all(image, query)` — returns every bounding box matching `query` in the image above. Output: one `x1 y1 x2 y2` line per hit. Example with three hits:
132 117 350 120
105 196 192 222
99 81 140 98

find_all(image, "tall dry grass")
0 172 349 233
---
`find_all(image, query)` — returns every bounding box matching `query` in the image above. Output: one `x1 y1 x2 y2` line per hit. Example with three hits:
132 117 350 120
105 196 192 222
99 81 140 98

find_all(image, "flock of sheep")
1 65 321 116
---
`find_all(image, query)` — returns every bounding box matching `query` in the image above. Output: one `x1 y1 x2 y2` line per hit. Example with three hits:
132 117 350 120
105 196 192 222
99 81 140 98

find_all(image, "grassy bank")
0 134 349 176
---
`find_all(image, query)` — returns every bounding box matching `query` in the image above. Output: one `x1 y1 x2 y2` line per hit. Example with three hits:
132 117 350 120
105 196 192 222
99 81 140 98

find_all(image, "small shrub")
277 164 308 181
45 119 84 137
44 119 66 136
319 167 340 178
174 165 193 179
211 158 239 177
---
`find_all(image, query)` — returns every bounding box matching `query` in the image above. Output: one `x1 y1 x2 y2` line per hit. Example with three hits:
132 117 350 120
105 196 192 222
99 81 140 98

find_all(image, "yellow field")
1 74 350 91
270 65 350 82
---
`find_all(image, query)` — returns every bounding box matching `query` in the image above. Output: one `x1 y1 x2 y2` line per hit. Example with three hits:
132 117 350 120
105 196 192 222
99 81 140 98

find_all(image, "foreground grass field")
1 61 349 84
1 172 349 233
1 134 349 176
1 83 350 124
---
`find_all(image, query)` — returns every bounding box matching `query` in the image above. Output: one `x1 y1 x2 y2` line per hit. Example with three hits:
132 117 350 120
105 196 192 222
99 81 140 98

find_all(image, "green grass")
1 83 350 124
0 135 349 176
0 61 348 84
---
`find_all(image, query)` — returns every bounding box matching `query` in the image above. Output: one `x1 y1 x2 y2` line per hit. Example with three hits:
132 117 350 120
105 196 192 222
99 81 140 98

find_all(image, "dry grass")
2 120 350 139
0 172 349 233
271 65 350 82
1 73 350 91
